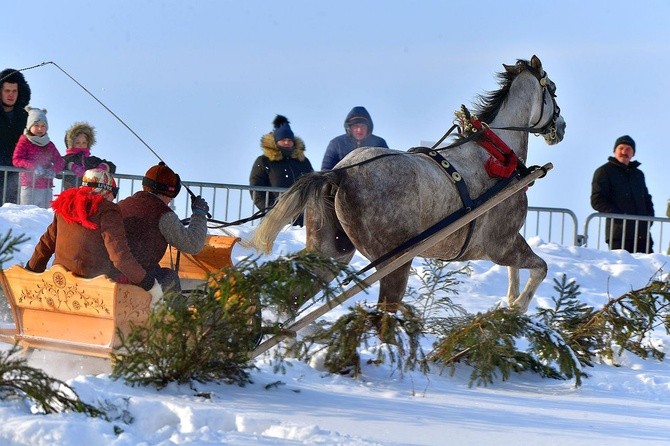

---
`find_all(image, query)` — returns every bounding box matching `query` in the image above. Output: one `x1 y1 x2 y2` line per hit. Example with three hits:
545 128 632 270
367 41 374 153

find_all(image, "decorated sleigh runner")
0 234 240 358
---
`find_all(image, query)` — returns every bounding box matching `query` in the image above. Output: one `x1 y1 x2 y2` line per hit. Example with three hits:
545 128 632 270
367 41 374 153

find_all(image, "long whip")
5 62 201 201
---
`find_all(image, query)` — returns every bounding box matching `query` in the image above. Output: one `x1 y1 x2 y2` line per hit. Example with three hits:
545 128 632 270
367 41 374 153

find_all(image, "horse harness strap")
408 147 474 210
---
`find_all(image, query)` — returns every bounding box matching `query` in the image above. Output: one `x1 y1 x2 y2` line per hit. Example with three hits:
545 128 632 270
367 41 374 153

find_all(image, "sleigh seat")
159 234 240 289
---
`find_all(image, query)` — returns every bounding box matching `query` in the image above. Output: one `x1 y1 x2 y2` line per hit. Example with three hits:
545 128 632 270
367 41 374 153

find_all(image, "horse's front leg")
511 261 547 312
506 267 520 306
494 235 547 312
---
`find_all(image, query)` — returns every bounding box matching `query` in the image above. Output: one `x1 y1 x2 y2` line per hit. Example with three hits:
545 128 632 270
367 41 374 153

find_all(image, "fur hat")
65 121 97 148
25 106 48 132
0 68 31 109
142 162 181 198
272 115 294 142
81 167 118 199
613 135 635 153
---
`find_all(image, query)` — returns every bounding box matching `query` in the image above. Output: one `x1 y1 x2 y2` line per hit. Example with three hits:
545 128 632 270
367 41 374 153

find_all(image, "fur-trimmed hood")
64 121 97 149
260 132 307 162
0 68 31 109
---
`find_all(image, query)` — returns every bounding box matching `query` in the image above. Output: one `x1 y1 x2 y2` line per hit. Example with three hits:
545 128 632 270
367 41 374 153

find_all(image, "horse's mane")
472 59 541 124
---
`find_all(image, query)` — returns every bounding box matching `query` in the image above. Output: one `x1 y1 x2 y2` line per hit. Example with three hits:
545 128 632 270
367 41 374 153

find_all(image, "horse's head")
504 55 566 145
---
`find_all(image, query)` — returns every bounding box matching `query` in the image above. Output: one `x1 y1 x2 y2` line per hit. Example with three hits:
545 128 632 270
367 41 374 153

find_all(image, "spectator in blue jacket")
321 106 388 170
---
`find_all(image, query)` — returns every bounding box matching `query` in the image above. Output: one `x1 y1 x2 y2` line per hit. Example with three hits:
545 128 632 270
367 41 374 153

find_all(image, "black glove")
191 195 209 216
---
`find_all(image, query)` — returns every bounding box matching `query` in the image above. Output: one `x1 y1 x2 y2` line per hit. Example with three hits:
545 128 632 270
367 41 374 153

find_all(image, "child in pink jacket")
12 106 65 208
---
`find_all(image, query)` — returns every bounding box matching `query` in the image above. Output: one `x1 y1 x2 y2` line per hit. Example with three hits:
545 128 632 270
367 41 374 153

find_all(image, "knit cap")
613 135 635 153
25 106 48 131
272 115 294 142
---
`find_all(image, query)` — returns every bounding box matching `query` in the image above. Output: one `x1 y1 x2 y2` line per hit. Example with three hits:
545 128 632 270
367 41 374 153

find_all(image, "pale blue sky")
2 0 669 223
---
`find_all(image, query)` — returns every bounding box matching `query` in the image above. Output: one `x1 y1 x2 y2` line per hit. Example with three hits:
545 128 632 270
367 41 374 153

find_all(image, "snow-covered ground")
1 203 669 446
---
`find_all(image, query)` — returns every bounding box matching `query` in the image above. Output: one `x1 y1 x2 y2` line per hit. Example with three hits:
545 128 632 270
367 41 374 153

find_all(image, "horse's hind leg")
377 261 412 313
290 205 356 309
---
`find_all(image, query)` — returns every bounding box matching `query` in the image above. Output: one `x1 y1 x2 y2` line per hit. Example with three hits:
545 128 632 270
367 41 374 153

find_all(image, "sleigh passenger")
26 168 162 300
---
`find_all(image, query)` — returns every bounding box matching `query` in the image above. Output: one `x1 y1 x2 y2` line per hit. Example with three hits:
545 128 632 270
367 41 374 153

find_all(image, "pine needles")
0 345 105 416
111 251 355 388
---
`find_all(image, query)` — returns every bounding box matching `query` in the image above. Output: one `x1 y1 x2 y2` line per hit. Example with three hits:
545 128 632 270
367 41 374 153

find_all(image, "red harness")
458 108 519 179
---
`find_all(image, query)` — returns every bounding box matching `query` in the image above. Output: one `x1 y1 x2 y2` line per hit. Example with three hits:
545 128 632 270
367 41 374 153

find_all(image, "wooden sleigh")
0 235 240 358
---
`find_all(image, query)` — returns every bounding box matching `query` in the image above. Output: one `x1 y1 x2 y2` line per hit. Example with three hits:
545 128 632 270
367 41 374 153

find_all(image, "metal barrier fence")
521 206 580 246
583 213 670 254
1 166 667 253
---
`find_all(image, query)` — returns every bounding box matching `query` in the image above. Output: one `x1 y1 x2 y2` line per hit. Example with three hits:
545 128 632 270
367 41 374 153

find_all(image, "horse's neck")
490 78 537 160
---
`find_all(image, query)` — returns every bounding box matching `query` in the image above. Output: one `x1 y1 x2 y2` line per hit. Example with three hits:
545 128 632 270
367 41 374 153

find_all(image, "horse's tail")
247 170 339 254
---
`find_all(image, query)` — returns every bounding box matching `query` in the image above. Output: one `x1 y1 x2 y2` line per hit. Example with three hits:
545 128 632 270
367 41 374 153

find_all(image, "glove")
35 167 55 179
70 163 86 176
147 279 163 307
191 195 209 216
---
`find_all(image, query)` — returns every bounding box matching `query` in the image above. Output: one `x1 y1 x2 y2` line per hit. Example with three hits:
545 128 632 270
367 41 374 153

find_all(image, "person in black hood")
321 106 388 170
249 115 313 226
0 68 31 203
591 135 655 253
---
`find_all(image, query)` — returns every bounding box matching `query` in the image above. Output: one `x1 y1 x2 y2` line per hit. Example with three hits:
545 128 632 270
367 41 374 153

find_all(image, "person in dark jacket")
591 135 655 253
320 106 388 171
249 115 313 226
26 168 161 301
0 68 31 204
61 121 117 190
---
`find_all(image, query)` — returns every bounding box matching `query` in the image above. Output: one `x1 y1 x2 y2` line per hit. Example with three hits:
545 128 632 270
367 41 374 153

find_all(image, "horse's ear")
503 63 517 74
530 55 544 75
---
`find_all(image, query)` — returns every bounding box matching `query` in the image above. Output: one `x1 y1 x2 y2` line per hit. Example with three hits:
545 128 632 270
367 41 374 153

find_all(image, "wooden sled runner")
0 235 241 358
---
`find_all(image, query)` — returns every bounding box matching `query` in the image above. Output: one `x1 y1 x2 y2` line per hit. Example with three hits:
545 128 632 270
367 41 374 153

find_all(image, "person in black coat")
591 135 655 253
249 115 313 226
0 68 31 203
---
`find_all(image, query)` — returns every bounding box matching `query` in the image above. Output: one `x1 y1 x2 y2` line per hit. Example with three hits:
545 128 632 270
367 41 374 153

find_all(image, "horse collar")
455 106 520 179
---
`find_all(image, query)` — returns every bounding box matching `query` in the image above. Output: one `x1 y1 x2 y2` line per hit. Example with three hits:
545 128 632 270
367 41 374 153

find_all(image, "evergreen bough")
112 252 355 387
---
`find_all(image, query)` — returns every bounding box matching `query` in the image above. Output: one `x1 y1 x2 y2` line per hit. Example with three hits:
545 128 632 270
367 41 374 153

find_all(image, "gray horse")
249 55 566 313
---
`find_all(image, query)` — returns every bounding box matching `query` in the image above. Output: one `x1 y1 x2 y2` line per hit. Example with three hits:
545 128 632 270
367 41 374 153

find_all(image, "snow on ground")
1 204 669 445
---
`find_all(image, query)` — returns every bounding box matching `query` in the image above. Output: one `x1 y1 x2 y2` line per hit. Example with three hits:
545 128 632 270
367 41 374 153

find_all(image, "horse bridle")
489 69 561 142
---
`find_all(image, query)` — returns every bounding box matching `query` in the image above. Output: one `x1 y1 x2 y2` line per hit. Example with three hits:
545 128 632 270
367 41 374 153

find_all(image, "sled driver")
26 168 162 300
118 162 209 307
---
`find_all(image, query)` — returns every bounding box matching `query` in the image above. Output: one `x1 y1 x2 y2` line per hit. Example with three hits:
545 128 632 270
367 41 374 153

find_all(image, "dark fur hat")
0 68 31 109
